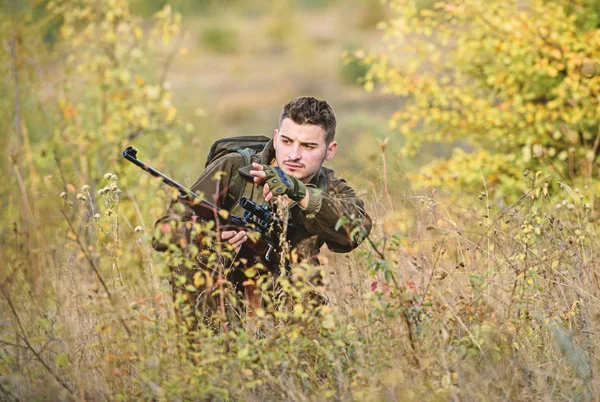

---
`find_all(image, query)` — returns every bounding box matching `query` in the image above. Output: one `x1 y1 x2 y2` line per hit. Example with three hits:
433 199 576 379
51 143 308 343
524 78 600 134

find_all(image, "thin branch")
0 380 19 402
60 209 132 337
366 235 385 260
0 339 28 349
378 138 395 213
420 238 445 303
9 20 23 151
472 176 551 253
158 30 184 97
0 283 74 395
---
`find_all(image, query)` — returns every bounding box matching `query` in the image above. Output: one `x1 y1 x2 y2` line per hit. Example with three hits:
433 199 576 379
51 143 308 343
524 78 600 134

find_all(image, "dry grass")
2 2 599 401
1 164 599 401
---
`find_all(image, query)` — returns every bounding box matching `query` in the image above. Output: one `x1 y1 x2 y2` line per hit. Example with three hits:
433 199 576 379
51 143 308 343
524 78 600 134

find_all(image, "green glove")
262 165 307 201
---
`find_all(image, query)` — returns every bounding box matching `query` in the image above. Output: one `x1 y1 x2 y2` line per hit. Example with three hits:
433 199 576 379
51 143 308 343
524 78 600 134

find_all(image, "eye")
281 138 290 144
304 144 315 150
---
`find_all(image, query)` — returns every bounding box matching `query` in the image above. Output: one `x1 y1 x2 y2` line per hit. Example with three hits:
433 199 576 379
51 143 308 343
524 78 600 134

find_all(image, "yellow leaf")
193 272 205 288
165 107 177 122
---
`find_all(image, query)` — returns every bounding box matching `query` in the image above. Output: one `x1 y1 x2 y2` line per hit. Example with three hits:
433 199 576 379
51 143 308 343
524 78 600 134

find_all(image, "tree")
45 0 184 185
363 0 600 198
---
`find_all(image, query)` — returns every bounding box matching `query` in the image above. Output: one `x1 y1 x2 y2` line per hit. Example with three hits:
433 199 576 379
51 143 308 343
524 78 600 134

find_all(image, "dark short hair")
279 96 337 144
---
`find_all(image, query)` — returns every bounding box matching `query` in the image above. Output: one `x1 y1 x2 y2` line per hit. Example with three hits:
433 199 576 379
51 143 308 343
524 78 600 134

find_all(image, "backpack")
205 135 270 210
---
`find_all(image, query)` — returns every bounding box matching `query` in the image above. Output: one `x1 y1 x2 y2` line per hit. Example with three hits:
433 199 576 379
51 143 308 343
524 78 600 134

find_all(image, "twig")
0 283 74 395
421 238 445 303
366 235 385 260
588 129 600 179
212 176 231 347
472 176 551 253
379 139 395 213
12 165 35 249
60 209 132 337
158 29 184 98
402 310 421 368
0 339 28 349
0 380 19 402
9 21 23 151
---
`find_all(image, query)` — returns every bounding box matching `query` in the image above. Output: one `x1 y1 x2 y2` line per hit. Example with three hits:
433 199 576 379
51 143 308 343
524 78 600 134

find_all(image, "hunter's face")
273 118 337 184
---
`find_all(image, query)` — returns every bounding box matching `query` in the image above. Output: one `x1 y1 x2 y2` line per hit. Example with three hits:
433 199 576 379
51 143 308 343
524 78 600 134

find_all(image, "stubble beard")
280 152 327 184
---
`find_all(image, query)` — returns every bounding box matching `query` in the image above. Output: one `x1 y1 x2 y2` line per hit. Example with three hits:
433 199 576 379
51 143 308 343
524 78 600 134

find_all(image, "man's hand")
220 230 248 253
249 162 306 202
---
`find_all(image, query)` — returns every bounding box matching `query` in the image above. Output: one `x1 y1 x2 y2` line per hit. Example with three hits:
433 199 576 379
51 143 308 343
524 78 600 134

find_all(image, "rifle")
121 146 293 272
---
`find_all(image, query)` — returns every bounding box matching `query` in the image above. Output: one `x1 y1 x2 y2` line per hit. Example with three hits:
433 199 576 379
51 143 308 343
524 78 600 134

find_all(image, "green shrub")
361 0 600 199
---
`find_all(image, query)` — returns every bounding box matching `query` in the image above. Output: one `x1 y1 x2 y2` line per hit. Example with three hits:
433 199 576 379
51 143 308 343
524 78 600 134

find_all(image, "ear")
325 141 337 161
273 128 279 140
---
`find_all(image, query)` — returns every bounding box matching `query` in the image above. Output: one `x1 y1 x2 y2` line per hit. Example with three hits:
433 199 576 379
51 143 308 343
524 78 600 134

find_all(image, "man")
153 96 372 327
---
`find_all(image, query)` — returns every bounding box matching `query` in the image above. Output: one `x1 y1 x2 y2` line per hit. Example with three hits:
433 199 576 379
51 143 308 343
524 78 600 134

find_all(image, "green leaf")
384 268 393 283
57 353 69 368
237 347 249 359
244 268 257 278
38 318 51 330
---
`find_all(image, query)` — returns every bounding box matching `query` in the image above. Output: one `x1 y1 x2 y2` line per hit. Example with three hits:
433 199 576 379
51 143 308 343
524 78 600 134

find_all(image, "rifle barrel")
122 146 201 199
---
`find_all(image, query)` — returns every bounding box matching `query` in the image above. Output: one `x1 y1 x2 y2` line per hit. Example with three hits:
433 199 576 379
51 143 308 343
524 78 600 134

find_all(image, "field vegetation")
1 0 599 400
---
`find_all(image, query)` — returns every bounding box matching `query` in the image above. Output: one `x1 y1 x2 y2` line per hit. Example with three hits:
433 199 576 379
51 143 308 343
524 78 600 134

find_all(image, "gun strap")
227 148 256 216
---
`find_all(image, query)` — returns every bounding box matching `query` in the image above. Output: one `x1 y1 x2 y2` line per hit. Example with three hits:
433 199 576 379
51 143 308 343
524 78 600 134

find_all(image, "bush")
360 0 600 199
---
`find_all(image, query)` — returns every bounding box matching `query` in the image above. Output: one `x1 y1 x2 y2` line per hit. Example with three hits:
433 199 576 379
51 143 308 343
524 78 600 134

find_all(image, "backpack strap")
225 148 255 211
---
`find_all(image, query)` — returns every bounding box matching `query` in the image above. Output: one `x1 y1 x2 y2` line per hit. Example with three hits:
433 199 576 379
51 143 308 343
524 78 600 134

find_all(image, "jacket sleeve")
152 153 244 252
300 177 372 253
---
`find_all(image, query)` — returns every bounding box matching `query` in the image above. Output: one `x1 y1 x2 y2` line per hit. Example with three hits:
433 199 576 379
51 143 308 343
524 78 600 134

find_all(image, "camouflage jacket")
153 139 372 263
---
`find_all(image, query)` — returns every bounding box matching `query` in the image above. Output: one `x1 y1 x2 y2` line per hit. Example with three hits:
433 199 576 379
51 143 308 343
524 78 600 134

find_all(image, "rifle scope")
238 197 271 226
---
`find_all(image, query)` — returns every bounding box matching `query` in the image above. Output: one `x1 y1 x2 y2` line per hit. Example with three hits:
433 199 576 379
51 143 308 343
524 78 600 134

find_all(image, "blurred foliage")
129 0 342 18
361 0 600 199
414 0 436 11
200 25 239 54
354 0 388 30
295 0 336 8
340 44 370 86
44 0 184 184
263 0 297 47
130 0 219 17
0 0 187 301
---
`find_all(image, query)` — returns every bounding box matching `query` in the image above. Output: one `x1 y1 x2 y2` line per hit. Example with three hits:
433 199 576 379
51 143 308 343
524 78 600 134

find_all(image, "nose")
288 143 301 160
